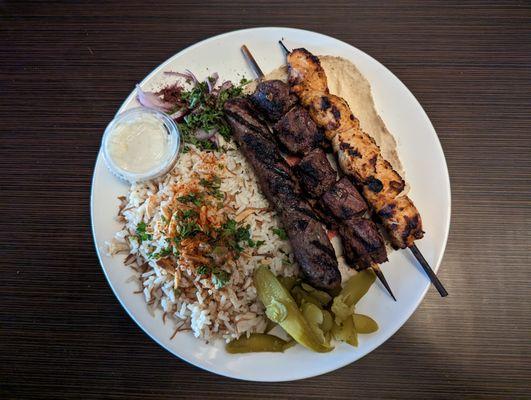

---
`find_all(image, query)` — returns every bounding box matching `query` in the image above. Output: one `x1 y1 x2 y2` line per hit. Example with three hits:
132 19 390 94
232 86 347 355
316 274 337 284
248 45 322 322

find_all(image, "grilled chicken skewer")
241 46 397 300
224 98 341 291
281 42 447 297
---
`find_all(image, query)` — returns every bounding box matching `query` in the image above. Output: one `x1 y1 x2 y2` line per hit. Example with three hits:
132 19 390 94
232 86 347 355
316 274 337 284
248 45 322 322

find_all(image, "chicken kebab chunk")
224 97 341 291
249 80 388 271
287 48 424 249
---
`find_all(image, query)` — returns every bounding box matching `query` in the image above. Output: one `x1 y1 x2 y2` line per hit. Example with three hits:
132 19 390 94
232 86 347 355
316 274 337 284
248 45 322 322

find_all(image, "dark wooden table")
1 1 530 398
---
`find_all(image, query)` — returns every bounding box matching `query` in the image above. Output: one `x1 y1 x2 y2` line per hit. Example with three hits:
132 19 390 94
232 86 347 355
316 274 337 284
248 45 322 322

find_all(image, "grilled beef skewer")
224 97 341 291
282 43 447 297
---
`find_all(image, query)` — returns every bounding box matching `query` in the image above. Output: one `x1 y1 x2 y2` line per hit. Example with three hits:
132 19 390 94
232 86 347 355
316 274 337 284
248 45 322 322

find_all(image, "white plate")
91 27 451 382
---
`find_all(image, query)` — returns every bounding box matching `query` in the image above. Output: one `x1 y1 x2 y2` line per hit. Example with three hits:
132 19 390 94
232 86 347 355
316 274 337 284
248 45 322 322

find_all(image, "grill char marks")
339 219 388 270
250 80 297 122
274 106 324 156
295 148 336 199
224 98 341 291
320 177 368 221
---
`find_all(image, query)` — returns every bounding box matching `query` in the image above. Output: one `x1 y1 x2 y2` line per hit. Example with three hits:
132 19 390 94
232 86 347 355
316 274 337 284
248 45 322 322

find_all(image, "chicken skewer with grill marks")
249 78 395 300
223 97 341 292
282 44 447 297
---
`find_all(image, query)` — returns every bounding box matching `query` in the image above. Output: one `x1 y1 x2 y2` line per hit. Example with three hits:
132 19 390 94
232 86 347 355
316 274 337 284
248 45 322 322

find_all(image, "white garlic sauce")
106 112 170 173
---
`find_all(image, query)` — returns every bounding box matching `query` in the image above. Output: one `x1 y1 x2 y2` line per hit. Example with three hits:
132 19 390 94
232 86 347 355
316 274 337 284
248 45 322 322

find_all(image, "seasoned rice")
108 143 299 341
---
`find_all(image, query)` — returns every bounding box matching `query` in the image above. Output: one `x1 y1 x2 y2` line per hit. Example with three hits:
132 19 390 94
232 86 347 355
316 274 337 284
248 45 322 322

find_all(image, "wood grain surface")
1 1 530 398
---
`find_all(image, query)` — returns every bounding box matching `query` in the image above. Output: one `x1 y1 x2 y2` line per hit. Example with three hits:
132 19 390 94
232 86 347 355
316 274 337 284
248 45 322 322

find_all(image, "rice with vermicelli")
108 144 298 341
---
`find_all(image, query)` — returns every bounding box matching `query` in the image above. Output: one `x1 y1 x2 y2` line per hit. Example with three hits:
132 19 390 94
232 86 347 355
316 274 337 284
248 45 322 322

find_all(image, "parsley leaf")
178 220 202 239
177 75 250 149
212 268 231 289
177 193 203 206
150 246 173 260
197 265 211 275
181 209 198 219
272 227 287 240
136 222 152 241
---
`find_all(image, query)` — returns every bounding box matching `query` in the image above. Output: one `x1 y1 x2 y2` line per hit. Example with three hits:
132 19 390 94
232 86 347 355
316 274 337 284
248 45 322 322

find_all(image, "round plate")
91 27 451 382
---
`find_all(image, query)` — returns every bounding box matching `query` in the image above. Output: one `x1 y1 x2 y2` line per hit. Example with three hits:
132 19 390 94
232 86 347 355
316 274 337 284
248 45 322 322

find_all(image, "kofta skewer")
224 98 342 291
280 41 447 297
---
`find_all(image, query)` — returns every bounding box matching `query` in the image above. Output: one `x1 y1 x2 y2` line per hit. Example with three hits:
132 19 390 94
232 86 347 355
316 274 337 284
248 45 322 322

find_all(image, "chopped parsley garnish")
177 77 250 151
272 227 288 240
211 268 231 289
181 209 198 219
177 193 203 206
197 265 211 275
245 237 265 249
178 220 202 239
215 219 257 254
136 222 152 241
199 175 224 200
150 247 173 259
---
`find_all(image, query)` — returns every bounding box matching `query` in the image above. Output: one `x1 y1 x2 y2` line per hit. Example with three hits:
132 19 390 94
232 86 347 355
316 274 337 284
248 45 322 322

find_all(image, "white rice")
108 144 299 342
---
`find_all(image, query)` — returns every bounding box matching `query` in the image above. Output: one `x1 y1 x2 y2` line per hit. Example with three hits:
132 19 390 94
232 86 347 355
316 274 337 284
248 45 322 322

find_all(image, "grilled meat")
224 97 341 291
339 219 387 270
295 148 337 199
248 79 388 272
249 80 297 122
273 106 324 155
320 177 368 221
287 48 424 249
284 208 341 290
224 98 296 208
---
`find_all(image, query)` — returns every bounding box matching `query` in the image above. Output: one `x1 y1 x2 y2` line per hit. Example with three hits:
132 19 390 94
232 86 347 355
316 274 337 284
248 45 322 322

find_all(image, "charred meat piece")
224 98 341 290
295 148 337 199
250 80 297 122
338 219 388 270
273 106 324 155
224 98 296 208
320 177 368 221
282 207 341 291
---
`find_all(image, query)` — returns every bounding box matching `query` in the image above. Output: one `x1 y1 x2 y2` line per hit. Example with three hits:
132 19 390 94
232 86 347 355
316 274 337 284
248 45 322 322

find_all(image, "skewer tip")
372 266 397 301
241 44 265 79
410 244 448 297
278 40 290 55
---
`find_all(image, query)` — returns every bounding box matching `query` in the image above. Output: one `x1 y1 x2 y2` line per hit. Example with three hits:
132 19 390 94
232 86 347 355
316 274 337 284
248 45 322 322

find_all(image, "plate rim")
90 26 451 382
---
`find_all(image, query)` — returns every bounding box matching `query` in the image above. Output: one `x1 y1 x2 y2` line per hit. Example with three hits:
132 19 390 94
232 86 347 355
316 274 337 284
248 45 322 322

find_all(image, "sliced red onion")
209 134 219 147
194 128 216 141
170 108 189 122
185 69 199 85
205 72 219 93
164 71 194 81
218 81 233 92
136 84 173 112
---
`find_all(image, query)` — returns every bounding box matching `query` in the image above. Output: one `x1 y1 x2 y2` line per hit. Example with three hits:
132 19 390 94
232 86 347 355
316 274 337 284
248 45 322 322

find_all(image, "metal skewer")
371 264 396 301
410 244 448 297
278 40 291 54
241 45 264 80
241 44 397 301
279 40 447 298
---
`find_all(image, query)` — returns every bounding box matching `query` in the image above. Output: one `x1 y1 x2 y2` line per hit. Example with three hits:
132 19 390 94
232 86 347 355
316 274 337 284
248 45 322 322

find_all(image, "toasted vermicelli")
107 143 300 342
